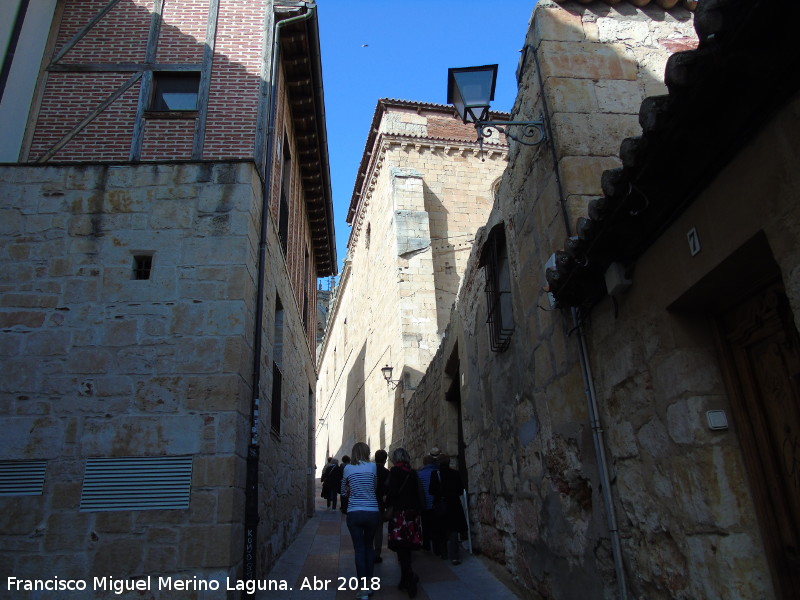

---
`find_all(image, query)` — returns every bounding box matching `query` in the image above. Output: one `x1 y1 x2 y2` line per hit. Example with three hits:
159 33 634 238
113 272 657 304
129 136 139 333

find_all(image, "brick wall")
203 0 264 160
27 0 271 162
55 0 153 64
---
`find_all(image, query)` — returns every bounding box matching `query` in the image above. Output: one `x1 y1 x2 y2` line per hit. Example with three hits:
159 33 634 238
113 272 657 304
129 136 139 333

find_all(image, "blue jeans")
346 510 381 580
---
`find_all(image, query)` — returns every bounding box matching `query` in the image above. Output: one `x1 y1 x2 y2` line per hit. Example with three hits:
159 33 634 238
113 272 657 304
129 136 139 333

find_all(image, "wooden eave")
546 0 800 308
278 11 337 277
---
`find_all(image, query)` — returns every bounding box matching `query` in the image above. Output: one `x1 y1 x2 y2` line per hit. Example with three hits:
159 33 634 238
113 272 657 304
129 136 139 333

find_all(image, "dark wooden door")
716 281 800 599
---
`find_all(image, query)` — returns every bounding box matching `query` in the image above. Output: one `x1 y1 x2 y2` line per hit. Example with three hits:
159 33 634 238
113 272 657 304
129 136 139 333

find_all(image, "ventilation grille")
0 460 47 496
80 456 193 512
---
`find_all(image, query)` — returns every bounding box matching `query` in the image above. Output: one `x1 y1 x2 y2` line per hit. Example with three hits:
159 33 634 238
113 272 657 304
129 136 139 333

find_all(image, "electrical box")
706 410 729 431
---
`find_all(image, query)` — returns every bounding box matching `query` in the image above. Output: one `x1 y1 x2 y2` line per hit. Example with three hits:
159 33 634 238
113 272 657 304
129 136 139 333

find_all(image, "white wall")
0 0 57 163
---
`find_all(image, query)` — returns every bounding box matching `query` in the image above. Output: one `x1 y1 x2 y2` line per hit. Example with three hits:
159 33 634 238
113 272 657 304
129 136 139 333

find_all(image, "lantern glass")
381 365 393 382
447 64 498 123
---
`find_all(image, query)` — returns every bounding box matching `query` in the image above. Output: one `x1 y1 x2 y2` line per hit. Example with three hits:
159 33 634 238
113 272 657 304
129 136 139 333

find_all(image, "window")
272 295 284 434
132 254 153 280
271 363 282 434
480 223 514 352
150 72 200 111
278 137 291 255
303 248 310 332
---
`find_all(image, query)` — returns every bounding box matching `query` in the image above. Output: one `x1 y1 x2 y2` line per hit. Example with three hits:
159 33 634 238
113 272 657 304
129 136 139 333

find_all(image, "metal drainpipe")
245 1 315 592
530 42 629 600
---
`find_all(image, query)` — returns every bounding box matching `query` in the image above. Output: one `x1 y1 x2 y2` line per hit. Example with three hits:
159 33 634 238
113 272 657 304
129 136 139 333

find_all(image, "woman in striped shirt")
342 442 380 598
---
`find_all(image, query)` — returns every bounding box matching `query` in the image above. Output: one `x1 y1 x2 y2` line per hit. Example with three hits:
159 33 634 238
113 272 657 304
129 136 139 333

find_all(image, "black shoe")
407 574 419 598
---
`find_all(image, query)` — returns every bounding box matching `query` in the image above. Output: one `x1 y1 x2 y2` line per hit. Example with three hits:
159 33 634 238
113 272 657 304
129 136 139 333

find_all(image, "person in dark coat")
321 457 339 510
338 455 351 513
416 454 437 551
384 447 424 597
428 453 467 564
326 456 346 513
373 449 390 563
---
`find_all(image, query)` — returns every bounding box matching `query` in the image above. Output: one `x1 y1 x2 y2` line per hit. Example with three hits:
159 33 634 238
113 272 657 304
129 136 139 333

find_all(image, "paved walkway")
259 485 520 600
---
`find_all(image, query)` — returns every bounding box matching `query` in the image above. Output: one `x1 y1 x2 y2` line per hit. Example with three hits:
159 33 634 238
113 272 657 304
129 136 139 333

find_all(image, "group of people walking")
320 443 467 599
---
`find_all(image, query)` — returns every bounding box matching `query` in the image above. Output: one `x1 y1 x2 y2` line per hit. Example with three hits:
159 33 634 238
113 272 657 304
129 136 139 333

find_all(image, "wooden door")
716 281 800 599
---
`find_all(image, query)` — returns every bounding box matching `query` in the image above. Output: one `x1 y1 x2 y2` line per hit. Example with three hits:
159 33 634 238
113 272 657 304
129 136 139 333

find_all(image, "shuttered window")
80 456 193 512
0 460 46 496
480 222 514 352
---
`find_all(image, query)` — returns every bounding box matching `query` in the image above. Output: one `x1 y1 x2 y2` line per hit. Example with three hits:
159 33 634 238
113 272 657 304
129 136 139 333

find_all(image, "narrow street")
259 484 520 600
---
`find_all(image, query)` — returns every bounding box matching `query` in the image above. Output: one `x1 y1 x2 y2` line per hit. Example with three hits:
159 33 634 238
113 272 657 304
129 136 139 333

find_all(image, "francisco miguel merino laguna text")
7 575 292 594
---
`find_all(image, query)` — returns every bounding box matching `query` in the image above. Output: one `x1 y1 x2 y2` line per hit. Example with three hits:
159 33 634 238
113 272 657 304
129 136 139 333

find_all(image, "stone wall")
0 160 317 595
315 102 506 468
407 1 800 598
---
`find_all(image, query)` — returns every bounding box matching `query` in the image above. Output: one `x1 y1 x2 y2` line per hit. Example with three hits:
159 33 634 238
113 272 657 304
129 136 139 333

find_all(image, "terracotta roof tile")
547 0 800 307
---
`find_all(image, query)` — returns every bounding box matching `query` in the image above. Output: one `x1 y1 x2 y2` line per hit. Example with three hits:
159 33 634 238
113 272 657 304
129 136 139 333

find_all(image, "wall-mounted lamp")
447 64 546 156
381 364 402 390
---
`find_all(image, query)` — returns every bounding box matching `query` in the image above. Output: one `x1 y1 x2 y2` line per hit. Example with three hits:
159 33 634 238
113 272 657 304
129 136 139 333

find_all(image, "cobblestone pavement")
259 486 520 600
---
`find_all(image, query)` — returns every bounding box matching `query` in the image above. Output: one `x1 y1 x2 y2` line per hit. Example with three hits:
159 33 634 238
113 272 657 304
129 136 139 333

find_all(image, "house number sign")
687 227 701 257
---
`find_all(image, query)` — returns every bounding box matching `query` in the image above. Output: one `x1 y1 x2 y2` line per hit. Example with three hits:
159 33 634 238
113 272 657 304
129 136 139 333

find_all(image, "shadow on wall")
340 341 367 456
423 181 459 336
386 365 424 459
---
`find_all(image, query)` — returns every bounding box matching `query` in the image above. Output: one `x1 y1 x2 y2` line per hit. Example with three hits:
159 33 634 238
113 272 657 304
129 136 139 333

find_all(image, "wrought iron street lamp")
381 364 402 389
447 64 546 153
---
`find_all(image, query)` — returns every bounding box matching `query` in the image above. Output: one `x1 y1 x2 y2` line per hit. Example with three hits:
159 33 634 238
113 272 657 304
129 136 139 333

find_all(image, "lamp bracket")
474 115 546 160
476 116 546 147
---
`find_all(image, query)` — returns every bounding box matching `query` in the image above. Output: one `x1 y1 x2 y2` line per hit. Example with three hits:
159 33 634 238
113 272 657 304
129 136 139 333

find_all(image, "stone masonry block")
185 374 243 411
80 415 203 456
91 539 144 576
546 77 598 113
540 41 638 81
553 113 641 157
534 3 585 43
559 155 621 197
595 79 646 114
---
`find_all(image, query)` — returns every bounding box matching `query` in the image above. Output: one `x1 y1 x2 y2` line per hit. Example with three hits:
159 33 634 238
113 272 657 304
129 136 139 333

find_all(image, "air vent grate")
0 460 47 496
80 455 193 512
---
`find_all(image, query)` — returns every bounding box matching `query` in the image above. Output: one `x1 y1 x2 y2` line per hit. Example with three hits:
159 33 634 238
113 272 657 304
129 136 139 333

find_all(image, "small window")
278 137 291 255
150 72 200 111
271 362 282 434
480 223 514 352
132 254 153 280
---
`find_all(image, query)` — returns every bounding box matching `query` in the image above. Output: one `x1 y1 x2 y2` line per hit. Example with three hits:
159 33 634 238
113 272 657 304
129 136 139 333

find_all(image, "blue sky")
316 1 537 282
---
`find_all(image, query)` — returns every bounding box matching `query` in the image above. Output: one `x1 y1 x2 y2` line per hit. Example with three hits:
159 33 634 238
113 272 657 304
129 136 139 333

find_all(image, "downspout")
530 41 629 600
245 1 315 593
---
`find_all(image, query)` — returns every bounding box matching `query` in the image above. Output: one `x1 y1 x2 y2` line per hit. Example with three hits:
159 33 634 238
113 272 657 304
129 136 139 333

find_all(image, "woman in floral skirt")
384 447 424 598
